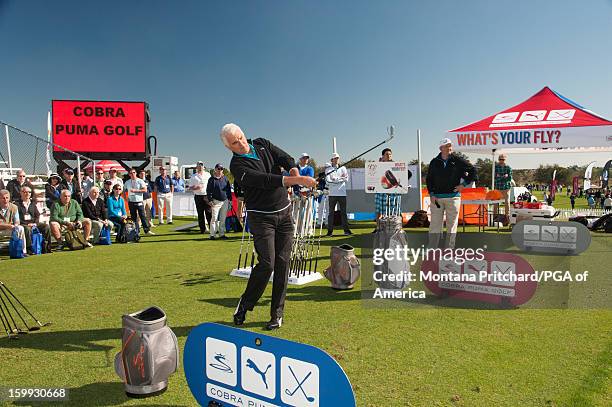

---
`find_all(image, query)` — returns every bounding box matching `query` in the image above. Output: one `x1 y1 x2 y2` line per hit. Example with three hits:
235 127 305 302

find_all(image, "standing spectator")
124 168 154 235
81 168 94 198
604 194 612 212
6 170 34 202
139 170 155 228
171 170 185 192
154 166 174 225
94 169 106 191
107 184 128 238
494 153 513 215
600 194 606 209
426 138 477 249
59 168 82 204
207 163 232 240
570 194 576 210
315 171 327 226
374 148 400 232
325 153 352 236
45 173 62 209
294 153 314 195
188 161 212 234
16 186 52 253
50 189 92 249
0 189 26 255
543 191 549 204
108 168 123 189
82 186 113 244
587 194 595 209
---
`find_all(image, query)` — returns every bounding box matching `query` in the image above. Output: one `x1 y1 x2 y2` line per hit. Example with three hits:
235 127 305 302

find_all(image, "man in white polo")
188 161 212 234
426 138 477 248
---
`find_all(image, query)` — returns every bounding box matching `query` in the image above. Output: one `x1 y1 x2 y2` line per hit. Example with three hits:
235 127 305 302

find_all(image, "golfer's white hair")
220 123 244 147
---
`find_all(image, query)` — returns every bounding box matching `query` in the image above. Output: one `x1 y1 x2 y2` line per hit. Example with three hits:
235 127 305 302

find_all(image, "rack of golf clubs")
230 189 325 285
0 280 50 339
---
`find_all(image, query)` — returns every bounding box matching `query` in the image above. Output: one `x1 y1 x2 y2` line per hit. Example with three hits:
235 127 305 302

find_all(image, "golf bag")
9 228 25 259
30 226 44 255
114 306 179 397
225 207 243 233
64 229 88 250
98 225 112 245
324 244 360 290
117 220 140 243
374 215 409 289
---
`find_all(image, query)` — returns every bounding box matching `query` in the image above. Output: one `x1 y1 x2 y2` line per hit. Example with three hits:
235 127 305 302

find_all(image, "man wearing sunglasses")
16 186 53 253
6 170 34 202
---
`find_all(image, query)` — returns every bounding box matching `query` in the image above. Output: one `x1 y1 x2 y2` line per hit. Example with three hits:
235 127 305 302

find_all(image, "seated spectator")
0 189 26 255
6 170 34 202
50 189 92 249
107 184 128 238
82 186 113 244
16 186 52 254
101 179 113 201
59 168 82 204
172 171 185 192
45 173 62 209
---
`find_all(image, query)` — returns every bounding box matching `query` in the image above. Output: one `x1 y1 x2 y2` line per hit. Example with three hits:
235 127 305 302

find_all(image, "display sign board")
511 220 591 254
422 252 537 306
184 323 355 407
365 162 414 194
52 100 149 160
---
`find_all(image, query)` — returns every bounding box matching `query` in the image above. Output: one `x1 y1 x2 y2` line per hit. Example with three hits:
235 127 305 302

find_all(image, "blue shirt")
107 195 127 218
155 175 172 193
172 176 185 192
235 144 260 160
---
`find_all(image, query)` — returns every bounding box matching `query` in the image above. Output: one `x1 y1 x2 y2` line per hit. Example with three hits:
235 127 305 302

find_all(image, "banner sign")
365 162 415 194
449 126 612 152
511 220 591 254
422 252 537 306
52 100 148 159
184 323 356 407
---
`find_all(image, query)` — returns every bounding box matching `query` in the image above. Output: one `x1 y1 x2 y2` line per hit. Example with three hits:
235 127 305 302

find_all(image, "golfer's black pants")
128 202 149 233
241 207 294 318
327 196 350 233
194 195 212 233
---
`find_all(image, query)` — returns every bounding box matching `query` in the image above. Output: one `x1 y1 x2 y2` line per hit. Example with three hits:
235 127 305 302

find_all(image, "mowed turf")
0 219 610 407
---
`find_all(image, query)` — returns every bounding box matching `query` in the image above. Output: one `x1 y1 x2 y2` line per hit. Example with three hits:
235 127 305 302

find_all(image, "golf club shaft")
0 282 44 325
325 133 394 176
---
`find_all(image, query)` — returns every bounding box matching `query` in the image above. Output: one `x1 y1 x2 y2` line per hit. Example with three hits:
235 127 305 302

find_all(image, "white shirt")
124 178 147 202
325 165 348 197
189 171 211 196
109 176 123 189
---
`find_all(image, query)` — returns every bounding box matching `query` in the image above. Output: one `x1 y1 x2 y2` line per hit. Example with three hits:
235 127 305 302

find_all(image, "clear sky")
1 0 612 169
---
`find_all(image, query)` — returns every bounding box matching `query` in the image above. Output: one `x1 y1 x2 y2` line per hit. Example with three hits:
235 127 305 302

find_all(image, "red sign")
52 100 147 158
422 252 537 306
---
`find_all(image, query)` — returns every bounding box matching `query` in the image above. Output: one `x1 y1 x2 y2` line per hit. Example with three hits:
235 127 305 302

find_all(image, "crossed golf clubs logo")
285 365 315 402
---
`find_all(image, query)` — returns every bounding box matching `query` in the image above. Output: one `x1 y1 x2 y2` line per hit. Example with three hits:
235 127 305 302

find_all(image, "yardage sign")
184 323 356 407
52 100 148 159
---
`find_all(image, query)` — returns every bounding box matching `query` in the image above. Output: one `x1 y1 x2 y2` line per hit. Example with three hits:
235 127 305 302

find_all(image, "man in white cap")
325 152 352 236
426 138 477 248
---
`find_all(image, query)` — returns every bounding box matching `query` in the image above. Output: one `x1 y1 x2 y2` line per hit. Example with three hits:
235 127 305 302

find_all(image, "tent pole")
417 129 422 210
491 149 496 190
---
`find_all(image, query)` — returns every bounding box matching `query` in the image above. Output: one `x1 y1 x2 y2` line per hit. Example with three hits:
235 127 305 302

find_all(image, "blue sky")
1 0 612 169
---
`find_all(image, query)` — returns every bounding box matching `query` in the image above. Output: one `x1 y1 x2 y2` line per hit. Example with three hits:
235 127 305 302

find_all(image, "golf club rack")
230 189 325 285
0 280 50 339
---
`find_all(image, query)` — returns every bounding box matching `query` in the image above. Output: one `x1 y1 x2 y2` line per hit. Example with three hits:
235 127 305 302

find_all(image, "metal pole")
417 129 423 210
4 125 12 169
491 149 496 190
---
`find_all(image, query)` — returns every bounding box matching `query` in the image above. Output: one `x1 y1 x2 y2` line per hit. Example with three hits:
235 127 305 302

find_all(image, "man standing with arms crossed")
154 166 174 225
494 153 513 218
221 123 316 330
426 138 477 249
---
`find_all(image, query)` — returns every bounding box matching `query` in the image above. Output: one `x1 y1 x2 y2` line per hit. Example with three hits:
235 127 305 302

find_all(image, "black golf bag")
114 306 179 397
374 215 410 289
117 220 140 243
324 244 360 290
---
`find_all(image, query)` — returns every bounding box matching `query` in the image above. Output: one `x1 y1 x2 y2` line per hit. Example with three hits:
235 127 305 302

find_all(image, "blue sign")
184 323 356 407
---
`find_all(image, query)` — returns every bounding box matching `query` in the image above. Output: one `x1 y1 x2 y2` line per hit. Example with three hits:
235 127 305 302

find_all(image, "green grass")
0 219 610 406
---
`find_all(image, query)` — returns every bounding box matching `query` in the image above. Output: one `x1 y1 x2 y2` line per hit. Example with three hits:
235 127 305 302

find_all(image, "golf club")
326 126 395 176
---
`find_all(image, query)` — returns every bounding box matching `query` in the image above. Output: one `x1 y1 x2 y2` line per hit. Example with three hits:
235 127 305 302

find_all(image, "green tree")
474 158 492 188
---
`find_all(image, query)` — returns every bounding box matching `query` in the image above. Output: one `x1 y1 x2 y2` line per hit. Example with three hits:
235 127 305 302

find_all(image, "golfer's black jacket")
426 153 477 196
230 138 297 212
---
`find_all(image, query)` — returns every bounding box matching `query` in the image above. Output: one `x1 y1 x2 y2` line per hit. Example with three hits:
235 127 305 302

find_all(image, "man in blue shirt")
206 163 232 240
154 166 174 225
171 171 185 193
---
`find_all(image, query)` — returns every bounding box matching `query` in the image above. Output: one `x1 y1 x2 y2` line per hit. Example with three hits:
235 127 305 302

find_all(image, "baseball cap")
300 152 310 159
104 179 112 185
215 163 224 170
439 138 453 147
197 161 204 166
331 152 340 159
65 168 74 175
49 173 61 181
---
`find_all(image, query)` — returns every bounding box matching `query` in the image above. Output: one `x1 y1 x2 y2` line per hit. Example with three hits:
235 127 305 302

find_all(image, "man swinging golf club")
221 123 316 330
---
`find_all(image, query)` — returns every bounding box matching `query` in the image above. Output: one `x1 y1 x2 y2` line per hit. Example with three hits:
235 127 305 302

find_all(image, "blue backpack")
9 229 25 259
98 225 112 245
30 226 44 255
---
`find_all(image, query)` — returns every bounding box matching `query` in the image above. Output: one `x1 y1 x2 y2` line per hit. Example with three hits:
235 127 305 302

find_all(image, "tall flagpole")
46 111 52 175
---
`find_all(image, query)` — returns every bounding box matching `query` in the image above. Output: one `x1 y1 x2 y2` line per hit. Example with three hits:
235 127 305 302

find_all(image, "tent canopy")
448 86 612 154
84 160 124 172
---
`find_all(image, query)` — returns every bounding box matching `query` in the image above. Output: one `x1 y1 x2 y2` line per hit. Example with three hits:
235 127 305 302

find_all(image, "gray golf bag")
374 215 410 289
324 244 360 290
114 306 179 397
